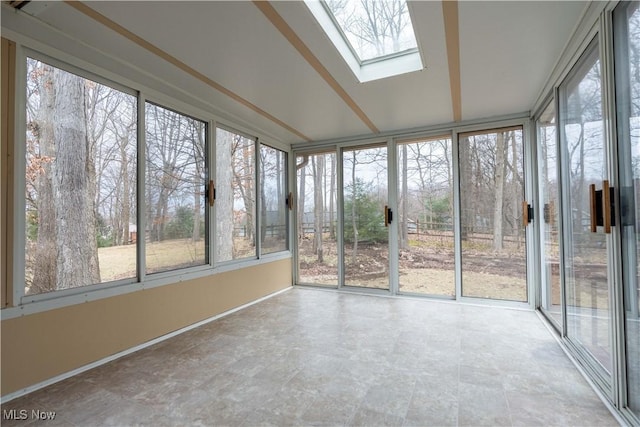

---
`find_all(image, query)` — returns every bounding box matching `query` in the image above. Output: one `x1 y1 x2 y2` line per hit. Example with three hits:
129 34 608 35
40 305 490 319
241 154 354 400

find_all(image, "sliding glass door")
537 102 562 328
397 136 455 296
458 127 527 302
342 145 389 289
559 38 612 376
614 1 640 419
296 152 338 287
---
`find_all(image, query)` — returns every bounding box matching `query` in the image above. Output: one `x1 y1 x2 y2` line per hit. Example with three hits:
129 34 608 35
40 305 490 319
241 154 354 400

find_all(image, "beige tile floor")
1 287 619 426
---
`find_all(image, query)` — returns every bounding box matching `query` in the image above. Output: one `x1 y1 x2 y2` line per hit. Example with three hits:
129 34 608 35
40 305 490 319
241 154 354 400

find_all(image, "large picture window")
144 103 207 274
23 57 213 297
25 57 137 295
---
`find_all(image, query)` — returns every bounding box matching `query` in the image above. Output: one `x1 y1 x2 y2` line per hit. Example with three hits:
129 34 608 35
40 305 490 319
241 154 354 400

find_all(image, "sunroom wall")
0 14 293 399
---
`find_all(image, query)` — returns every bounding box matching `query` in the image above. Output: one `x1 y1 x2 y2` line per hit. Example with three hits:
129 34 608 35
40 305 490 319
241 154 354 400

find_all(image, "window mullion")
255 138 262 259
137 95 146 284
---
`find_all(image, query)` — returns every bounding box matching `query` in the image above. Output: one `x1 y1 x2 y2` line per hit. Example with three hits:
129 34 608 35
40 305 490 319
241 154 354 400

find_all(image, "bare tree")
215 129 234 261
28 63 101 292
329 0 412 59
29 63 57 293
400 143 408 249
312 155 324 262
493 132 506 250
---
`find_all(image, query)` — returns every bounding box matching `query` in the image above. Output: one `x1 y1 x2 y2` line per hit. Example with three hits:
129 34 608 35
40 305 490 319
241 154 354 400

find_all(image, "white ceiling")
3 1 587 145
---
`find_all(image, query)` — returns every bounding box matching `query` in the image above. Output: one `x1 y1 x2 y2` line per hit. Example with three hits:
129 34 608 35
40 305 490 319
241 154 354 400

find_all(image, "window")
215 127 257 262
259 144 287 254
23 57 213 298
323 0 418 63
305 0 424 82
144 103 208 274
25 57 137 295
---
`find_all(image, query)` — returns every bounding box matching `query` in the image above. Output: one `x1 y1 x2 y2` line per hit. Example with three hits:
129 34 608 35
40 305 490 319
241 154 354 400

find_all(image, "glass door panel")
397 137 455 296
538 102 562 327
614 1 640 417
343 145 389 289
559 40 611 374
459 127 527 301
296 152 338 286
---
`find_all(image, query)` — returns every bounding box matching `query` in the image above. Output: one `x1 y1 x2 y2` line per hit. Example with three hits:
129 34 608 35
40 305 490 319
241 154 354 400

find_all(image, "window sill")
1 252 292 320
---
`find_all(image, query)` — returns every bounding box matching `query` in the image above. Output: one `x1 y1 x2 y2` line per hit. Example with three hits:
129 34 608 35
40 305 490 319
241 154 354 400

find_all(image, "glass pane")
614 1 640 417
324 0 418 62
260 145 287 254
559 41 611 373
145 103 207 274
398 137 455 296
215 128 256 262
459 128 527 301
538 102 562 327
25 58 137 295
343 145 388 289
296 153 338 286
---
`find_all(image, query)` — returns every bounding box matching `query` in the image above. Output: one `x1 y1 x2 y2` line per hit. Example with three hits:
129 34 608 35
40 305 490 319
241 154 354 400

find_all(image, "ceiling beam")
63 1 312 142
442 0 462 122
253 1 380 134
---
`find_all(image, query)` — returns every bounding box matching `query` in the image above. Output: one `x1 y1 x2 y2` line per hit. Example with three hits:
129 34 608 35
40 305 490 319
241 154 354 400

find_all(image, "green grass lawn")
99 238 206 281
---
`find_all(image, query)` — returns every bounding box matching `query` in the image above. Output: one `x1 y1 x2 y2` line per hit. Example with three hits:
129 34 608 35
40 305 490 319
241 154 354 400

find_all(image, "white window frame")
4 34 291 318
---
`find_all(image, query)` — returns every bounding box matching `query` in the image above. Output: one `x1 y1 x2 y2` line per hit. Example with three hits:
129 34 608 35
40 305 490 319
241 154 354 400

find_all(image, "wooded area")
296 131 527 301
25 59 208 293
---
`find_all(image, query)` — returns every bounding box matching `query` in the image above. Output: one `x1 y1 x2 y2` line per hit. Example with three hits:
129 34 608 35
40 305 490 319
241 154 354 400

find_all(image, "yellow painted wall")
1 259 292 396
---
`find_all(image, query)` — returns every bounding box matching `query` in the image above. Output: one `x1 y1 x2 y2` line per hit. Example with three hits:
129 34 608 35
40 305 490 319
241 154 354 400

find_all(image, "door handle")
207 180 215 207
522 201 533 228
286 192 293 211
589 181 615 233
384 205 392 227
590 183 599 233
603 180 613 234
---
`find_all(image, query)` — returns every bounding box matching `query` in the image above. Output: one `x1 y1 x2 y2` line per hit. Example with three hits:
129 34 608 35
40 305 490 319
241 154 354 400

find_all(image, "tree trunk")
52 68 100 289
329 154 336 240
260 149 267 244
313 156 324 262
459 136 470 241
511 131 521 249
493 132 506 251
192 124 204 243
400 144 408 249
216 131 234 260
31 64 57 294
120 135 130 245
193 169 201 243
351 151 358 259
242 143 255 245
276 152 285 239
297 158 307 239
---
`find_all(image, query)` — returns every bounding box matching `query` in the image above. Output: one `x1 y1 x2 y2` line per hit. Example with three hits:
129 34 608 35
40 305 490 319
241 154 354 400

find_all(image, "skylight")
323 0 419 63
305 0 424 82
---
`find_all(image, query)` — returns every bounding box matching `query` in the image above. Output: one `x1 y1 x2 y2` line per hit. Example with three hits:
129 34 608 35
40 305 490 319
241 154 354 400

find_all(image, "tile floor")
1 287 620 426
